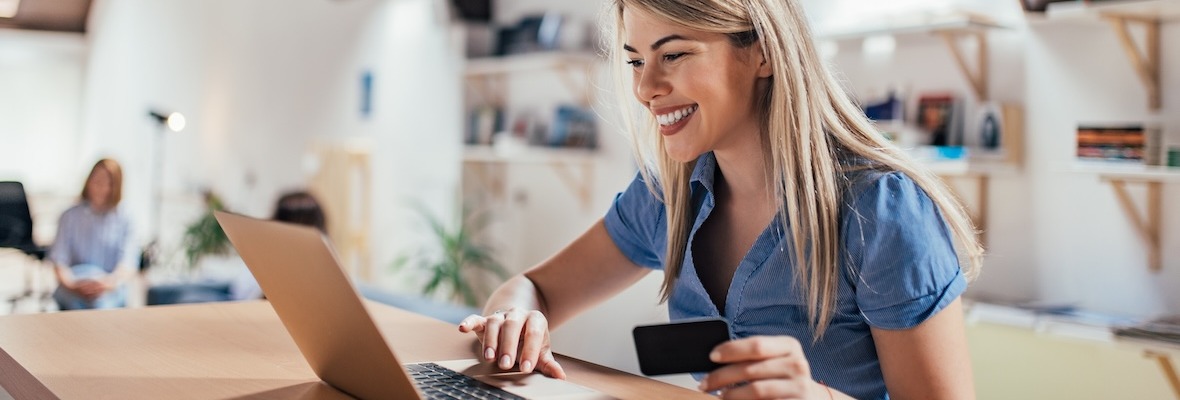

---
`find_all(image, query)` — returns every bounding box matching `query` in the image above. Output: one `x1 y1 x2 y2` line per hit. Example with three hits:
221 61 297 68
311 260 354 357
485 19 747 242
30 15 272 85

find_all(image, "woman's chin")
662 145 704 164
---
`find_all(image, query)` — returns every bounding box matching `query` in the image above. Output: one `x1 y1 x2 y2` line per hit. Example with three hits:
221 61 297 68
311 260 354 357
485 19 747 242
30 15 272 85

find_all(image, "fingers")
700 357 808 392
717 379 809 400
456 308 557 374
457 315 486 334
537 349 567 379
482 312 505 362
516 311 548 373
699 336 810 395
495 309 528 370
711 336 802 364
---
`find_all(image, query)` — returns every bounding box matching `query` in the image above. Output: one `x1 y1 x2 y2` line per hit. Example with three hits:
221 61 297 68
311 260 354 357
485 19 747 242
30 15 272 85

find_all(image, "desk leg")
1146 351 1180 399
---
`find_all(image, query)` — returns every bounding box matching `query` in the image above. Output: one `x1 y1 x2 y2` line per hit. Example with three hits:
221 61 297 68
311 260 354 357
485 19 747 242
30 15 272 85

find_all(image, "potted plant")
394 205 509 307
181 191 232 269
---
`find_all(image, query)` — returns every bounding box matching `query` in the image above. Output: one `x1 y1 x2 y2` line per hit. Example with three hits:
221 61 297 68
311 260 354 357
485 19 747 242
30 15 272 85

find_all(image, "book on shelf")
1114 315 1180 346
1076 124 1146 163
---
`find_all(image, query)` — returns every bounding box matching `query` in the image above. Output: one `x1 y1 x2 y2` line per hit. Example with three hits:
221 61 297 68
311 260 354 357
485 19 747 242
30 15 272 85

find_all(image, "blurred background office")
1 0 1179 398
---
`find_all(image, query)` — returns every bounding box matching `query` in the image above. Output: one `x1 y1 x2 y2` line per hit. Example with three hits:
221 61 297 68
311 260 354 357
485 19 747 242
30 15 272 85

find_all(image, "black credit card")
632 317 731 376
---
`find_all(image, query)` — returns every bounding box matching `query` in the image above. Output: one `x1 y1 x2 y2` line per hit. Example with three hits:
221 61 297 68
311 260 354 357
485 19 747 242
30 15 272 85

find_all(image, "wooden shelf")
818 12 1007 102
462 145 597 210
910 146 1019 247
1074 164 1180 182
1037 0 1178 111
818 12 1005 42
464 51 600 78
1044 0 1180 22
1076 163 1180 273
462 145 596 164
464 51 600 107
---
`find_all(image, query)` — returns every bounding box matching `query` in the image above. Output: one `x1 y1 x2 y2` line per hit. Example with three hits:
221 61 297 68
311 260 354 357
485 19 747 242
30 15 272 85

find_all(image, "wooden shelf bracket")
1145 350 1180 400
938 30 989 102
550 159 594 211
1103 13 1161 110
555 63 594 107
938 173 991 247
1104 178 1163 272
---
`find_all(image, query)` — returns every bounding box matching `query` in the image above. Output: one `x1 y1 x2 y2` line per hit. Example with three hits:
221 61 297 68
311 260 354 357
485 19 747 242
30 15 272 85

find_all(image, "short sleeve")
117 212 140 268
603 172 665 269
842 172 967 330
48 208 75 267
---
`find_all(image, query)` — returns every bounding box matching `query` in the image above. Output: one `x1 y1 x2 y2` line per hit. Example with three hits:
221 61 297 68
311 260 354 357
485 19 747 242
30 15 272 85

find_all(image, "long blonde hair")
607 0 982 339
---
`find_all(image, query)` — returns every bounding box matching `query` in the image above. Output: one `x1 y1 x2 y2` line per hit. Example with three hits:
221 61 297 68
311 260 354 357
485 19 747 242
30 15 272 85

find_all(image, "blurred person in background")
50 158 139 310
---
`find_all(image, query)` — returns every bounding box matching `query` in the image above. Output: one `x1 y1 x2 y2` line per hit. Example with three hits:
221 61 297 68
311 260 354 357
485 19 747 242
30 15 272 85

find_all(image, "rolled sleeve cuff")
603 194 662 269
860 269 967 330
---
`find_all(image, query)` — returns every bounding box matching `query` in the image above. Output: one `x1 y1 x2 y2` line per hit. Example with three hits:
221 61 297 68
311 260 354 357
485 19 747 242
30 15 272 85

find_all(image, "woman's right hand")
71 279 106 300
458 307 567 379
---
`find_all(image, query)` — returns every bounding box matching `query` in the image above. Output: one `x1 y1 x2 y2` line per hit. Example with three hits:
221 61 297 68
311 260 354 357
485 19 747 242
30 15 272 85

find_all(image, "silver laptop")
215 211 611 400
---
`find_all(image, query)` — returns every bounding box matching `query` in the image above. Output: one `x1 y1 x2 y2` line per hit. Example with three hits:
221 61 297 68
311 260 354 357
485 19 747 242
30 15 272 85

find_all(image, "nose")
634 66 670 104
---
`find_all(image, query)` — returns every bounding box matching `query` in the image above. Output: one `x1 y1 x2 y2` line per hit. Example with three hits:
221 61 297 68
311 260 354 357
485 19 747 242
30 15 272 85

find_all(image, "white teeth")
656 105 697 126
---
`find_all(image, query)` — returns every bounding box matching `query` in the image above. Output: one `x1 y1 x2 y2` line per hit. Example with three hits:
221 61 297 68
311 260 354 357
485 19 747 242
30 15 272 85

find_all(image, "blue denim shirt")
603 152 966 400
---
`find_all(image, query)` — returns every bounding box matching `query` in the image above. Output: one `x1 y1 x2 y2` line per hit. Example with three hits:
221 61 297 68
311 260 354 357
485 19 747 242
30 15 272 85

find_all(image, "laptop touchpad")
433 359 617 400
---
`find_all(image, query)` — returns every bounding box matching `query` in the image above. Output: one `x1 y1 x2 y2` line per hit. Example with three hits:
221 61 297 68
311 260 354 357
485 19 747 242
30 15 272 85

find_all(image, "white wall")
1025 20 1180 315
0 30 87 242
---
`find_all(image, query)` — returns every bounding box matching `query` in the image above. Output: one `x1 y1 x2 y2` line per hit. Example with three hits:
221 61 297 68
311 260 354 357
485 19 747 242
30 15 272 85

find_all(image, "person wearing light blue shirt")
50 159 139 310
458 1 983 399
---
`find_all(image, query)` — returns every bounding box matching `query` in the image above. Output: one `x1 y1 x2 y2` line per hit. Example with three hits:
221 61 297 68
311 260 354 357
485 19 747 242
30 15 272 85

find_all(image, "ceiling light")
0 0 20 18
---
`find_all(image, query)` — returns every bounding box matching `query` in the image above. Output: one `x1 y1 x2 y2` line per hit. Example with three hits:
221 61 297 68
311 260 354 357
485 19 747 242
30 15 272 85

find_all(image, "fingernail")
500 354 512 369
521 360 532 373
709 351 720 361
484 347 495 361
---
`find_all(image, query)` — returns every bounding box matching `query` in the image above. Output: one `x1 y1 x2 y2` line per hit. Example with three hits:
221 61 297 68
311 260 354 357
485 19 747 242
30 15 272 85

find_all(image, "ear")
753 42 772 78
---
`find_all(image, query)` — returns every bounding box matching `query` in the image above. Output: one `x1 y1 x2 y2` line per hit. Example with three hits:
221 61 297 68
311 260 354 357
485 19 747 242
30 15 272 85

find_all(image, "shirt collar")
689 152 717 194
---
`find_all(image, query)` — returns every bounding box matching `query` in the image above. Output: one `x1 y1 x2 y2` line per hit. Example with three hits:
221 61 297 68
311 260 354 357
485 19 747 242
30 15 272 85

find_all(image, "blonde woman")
51 158 140 310
459 1 982 398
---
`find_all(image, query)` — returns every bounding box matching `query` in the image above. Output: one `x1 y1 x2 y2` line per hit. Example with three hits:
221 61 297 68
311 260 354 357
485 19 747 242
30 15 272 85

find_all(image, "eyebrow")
623 34 689 53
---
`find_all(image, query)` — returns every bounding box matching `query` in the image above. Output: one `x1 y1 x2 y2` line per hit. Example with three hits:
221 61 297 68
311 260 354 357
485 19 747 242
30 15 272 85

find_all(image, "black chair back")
0 181 44 259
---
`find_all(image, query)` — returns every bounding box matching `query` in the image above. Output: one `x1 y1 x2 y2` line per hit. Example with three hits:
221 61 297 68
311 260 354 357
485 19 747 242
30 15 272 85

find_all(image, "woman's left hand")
698 335 827 400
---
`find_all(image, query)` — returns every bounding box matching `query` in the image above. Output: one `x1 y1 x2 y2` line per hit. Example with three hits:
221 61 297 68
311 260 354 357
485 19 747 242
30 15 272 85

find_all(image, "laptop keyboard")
407 362 526 400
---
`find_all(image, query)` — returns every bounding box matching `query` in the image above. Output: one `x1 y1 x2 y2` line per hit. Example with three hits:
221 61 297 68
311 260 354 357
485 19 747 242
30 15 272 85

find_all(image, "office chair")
0 181 52 312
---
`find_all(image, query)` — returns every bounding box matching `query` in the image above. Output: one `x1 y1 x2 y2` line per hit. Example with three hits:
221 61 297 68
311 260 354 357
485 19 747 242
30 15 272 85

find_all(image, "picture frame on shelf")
916 93 961 147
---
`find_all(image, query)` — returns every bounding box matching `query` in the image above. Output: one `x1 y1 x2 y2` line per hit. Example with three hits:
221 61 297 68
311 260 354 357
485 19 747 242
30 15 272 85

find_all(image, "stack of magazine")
1114 315 1180 346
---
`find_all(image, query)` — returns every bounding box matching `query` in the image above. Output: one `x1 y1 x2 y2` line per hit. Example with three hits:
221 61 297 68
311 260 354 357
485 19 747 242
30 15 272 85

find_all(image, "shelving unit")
462 146 597 211
461 51 604 211
818 12 1008 101
464 51 600 106
917 154 1019 246
1074 164 1180 273
1040 0 1180 111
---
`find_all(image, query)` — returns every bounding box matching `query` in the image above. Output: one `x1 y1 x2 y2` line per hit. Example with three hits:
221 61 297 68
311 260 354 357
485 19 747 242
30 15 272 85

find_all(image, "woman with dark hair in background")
147 190 328 304
51 158 139 310
271 191 327 233
227 190 327 300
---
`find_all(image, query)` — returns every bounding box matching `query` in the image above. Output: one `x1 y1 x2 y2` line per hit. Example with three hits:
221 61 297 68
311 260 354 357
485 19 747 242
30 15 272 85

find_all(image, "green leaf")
389 202 510 307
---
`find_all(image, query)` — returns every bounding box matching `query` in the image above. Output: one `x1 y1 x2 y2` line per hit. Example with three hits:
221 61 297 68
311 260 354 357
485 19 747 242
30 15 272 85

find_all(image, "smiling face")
623 7 771 162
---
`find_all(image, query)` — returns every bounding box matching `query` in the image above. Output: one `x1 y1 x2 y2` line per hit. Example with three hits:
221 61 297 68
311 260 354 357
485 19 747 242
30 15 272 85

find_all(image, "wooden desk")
0 301 708 399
